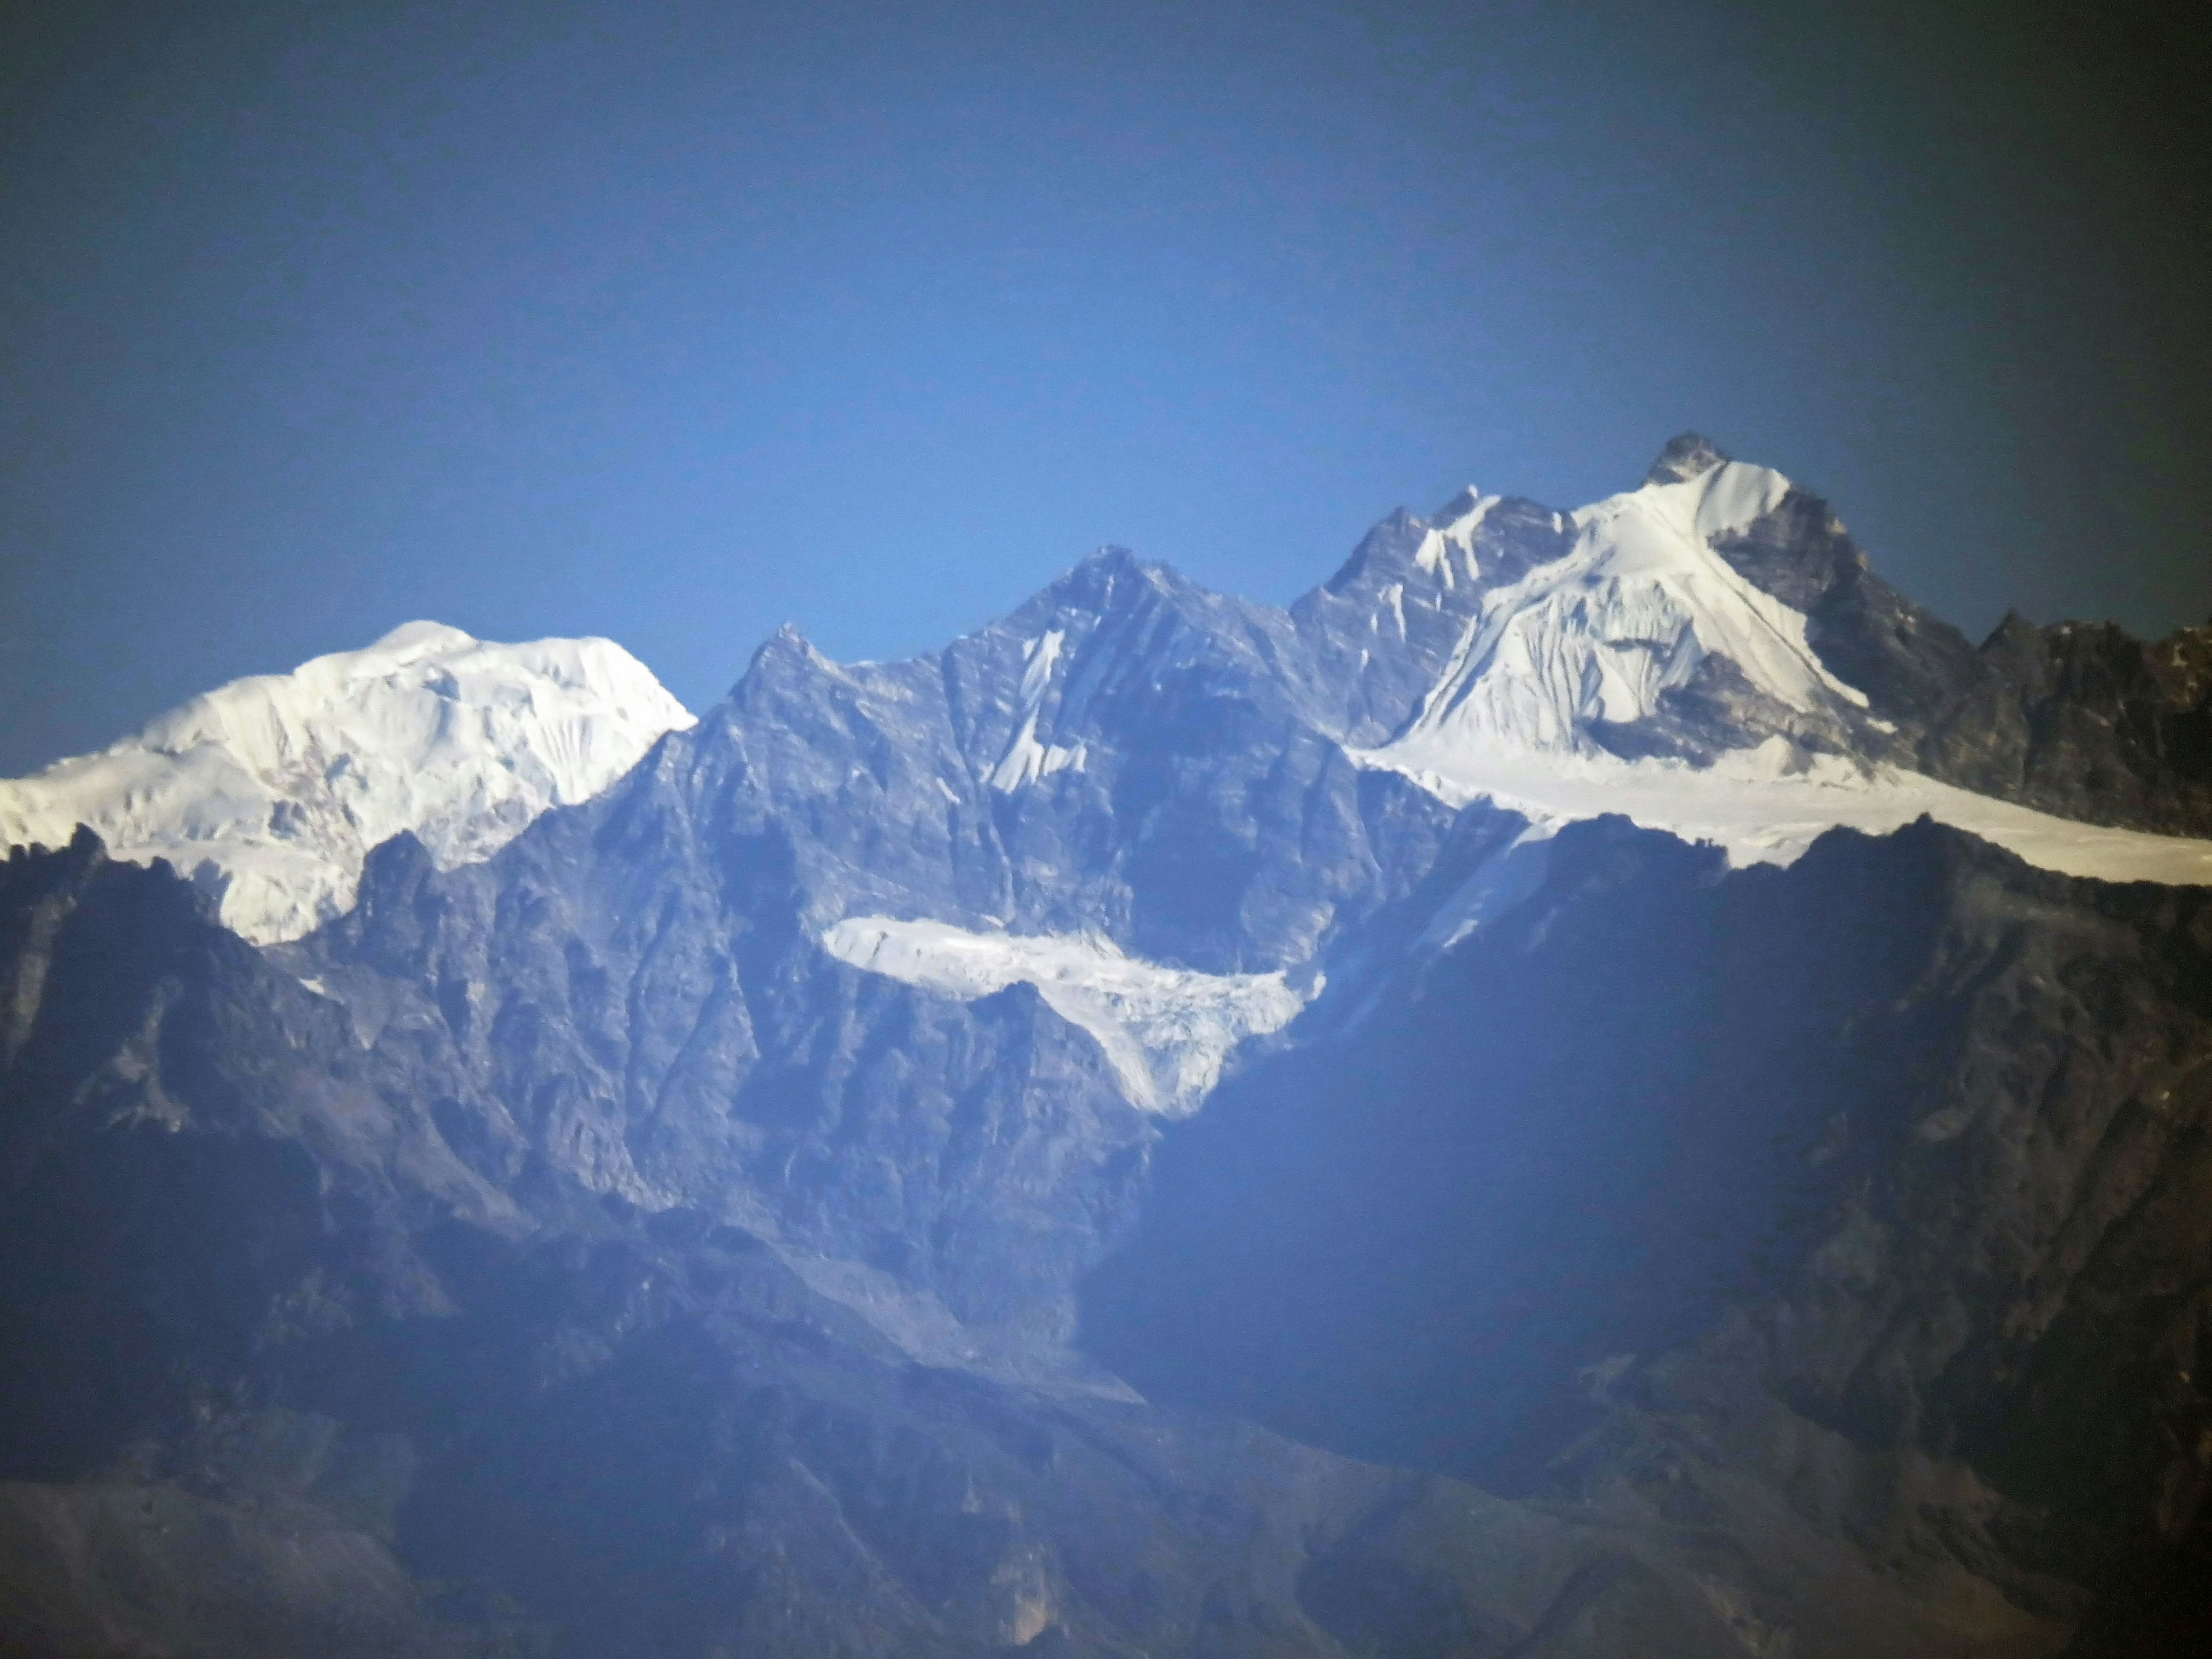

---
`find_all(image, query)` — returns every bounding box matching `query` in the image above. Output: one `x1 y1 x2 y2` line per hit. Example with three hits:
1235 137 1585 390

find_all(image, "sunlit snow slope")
1355 456 2212 886
0 622 694 942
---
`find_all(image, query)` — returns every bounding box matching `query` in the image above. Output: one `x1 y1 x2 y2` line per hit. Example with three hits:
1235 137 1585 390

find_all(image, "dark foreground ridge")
2 444 2210 1656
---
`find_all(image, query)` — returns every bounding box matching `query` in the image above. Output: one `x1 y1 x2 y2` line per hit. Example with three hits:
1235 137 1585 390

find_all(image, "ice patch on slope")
0 622 694 942
989 629 1087 791
1411 488 1497 590
1393 460 1862 760
819 916 1312 1114
1355 739 2212 888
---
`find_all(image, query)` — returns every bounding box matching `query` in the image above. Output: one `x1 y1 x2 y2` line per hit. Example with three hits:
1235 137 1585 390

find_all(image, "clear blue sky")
3 1 2206 773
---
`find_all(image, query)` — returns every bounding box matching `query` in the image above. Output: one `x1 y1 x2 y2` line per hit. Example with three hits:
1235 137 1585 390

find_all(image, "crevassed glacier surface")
819 915 1312 1114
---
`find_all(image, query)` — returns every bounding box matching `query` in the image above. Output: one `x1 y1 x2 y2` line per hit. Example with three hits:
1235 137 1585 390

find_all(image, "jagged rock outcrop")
1701 446 2212 836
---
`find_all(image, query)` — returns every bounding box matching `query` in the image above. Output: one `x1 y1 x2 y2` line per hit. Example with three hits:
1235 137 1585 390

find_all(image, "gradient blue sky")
4 1 2207 774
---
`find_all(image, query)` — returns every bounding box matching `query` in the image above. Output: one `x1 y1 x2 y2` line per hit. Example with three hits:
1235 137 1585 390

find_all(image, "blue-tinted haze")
2 0 2206 774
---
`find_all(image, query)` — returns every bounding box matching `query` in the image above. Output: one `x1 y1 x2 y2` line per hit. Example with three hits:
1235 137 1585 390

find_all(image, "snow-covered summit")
1380 447 1865 768
0 622 693 943
1351 440 2212 888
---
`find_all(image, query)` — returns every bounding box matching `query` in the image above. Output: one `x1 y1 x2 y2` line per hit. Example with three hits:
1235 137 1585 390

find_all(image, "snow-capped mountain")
0 621 692 942
8 435 2203 961
1392 452 1863 760
1336 437 2212 883
3 435 2211 1656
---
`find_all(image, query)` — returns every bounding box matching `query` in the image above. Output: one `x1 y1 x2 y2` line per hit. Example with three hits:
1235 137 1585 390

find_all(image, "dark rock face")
1645 431 1732 486
1088 817 2212 1638
1934 613 2212 835
3 441 2210 1654
1708 474 2212 836
0 838 1892 1658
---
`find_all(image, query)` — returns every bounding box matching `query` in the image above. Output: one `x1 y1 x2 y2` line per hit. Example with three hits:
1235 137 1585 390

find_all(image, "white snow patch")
990 723 1087 792
0 622 694 942
1430 489 1497 586
1351 738 2212 888
819 916 1313 1114
1020 629 1064 683
988 630 1088 791
1412 531 1453 585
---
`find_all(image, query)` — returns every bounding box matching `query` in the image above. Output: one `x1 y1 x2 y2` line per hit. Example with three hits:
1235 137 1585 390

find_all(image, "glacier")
1359 740 2212 887
819 915 1312 1114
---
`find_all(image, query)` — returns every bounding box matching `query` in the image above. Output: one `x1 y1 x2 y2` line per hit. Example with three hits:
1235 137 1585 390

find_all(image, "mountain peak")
1645 432 1731 487
368 619 478 655
0 628 692 943
1430 486 1489 528
1038 545 1180 613
740 623 850 689
1071 544 1153 580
